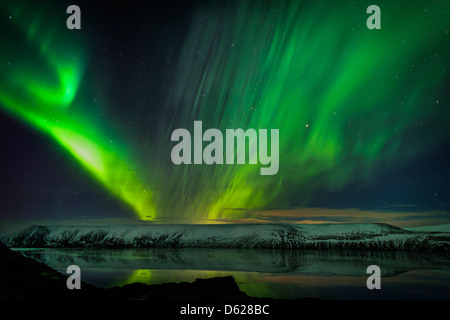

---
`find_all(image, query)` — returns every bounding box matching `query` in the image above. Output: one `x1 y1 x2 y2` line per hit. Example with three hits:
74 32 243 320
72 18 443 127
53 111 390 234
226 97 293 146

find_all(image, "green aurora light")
1 0 449 222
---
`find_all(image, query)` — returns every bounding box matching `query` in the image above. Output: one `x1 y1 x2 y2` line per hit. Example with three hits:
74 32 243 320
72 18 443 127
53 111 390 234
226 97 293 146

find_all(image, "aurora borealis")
1 0 450 225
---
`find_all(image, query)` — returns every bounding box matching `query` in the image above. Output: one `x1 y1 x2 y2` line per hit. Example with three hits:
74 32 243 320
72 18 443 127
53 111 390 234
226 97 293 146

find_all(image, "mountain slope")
2 223 449 253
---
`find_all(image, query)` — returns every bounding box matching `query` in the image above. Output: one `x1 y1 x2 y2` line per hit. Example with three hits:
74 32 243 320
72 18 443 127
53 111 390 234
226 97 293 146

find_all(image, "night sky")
1 0 450 227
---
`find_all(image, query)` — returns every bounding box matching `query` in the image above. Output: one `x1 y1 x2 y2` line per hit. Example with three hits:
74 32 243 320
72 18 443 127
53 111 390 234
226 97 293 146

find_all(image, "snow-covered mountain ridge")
2 223 449 253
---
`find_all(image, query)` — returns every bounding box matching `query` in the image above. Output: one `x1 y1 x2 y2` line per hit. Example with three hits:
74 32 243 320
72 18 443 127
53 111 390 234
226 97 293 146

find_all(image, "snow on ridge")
405 224 450 233
1 223 449 253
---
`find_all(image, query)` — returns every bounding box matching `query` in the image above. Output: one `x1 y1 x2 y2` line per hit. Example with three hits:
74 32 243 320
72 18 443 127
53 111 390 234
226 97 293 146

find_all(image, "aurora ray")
149 0 450 221
0 1 156 220
0 0 449 223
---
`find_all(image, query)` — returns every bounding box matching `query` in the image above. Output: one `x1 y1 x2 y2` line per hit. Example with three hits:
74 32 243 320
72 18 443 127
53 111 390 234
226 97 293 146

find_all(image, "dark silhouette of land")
0 242 252 300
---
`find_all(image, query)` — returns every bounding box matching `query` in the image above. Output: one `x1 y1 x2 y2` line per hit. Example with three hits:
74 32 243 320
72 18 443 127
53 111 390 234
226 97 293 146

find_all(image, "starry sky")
0 0 449 227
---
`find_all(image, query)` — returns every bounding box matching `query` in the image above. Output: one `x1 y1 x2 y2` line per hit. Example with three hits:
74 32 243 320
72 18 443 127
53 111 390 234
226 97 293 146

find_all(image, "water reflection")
17 248 450 299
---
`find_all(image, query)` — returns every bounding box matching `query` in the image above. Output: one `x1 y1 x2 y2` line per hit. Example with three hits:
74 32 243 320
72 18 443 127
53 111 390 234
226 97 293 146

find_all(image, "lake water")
15 248 450 300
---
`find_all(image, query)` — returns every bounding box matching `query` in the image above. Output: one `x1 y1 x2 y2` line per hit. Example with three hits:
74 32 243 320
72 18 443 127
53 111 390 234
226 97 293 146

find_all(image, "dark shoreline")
0 242 255 300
